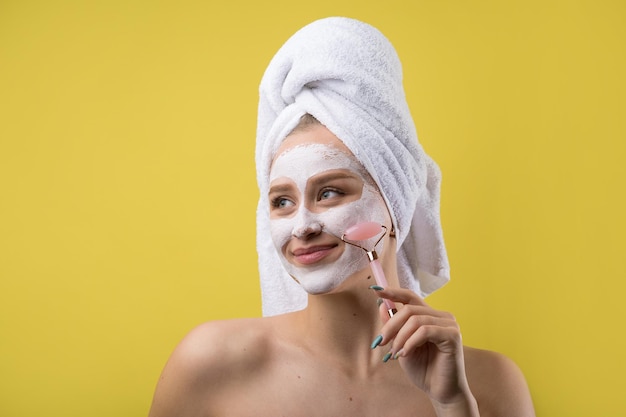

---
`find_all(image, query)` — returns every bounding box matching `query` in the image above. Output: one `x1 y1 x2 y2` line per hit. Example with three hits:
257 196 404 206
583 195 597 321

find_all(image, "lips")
291 244 338 265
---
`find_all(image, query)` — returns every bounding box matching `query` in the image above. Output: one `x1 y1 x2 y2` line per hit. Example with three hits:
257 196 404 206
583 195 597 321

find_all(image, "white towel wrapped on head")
255 17 450 317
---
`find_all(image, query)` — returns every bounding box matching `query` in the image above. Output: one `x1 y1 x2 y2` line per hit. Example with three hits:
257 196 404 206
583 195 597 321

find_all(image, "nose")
291 207 323 239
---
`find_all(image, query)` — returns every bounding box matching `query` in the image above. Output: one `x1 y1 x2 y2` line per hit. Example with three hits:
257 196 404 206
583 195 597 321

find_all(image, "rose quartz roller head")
342 222 397 317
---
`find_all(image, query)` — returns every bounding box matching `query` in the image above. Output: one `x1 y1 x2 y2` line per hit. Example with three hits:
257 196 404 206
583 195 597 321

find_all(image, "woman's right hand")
372 286 479 416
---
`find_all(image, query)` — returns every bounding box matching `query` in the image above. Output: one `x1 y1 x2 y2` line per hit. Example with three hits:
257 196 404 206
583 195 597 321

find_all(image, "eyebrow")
307 170 362 186
268 183 295 194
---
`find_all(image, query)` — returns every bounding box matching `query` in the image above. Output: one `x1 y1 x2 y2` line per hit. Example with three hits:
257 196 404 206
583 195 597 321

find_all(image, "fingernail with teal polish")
382 352 392 363
393 349 403 360
376 298 384 307
369 285 384 291
370 334 383 349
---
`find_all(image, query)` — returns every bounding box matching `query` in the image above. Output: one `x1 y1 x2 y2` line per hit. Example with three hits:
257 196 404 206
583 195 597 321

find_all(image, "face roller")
342 222 397 317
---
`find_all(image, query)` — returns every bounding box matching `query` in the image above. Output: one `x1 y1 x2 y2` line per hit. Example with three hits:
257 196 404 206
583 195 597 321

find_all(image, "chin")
282 252 370 295
300 282 342 295
293 272 346 295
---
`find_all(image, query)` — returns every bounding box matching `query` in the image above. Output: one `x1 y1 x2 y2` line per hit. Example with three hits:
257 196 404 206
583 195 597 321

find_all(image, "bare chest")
209 357 437 417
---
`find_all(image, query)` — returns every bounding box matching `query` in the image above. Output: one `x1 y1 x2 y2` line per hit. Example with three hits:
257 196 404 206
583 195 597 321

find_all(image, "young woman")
148 18 535 417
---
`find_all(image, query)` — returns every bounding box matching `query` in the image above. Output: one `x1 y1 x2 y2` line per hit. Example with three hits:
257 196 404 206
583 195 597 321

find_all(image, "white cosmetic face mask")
269 143 390 294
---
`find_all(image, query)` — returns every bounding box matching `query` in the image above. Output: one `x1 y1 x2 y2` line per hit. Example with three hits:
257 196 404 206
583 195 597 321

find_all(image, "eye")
318 188 343 201
271 196 295 209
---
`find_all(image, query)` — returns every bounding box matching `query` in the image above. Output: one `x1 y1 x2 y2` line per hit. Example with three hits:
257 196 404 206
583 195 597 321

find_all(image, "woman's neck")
285 238 400 373
291 270 397 373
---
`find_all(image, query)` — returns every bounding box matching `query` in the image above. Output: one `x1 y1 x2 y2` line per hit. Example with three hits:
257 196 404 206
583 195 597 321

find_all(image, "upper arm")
148 319 270 417
148 321 242 417
148 324 217 417
464 347 535 417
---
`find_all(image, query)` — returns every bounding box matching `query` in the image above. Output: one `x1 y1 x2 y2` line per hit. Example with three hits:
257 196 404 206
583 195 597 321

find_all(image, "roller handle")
370 258 397 317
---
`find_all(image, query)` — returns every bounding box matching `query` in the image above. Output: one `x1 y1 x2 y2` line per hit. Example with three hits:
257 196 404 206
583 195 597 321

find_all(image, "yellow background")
1 0 624 415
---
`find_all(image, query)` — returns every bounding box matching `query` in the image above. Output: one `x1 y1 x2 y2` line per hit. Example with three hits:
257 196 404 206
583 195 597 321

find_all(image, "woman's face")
268 124 392 294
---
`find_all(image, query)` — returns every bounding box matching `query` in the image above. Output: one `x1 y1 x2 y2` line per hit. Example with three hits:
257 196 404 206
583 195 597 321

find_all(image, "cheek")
318 184 389 237
270 218 293 252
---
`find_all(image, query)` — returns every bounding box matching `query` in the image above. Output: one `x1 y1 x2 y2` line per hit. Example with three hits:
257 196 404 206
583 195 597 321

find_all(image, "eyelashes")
270 196 295 209
318 187 344 201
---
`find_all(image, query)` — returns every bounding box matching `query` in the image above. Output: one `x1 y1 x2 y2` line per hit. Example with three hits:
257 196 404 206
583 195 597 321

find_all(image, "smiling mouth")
291 244 338 265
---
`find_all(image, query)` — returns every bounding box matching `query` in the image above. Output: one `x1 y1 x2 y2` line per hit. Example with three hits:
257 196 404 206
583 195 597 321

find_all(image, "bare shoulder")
171 317 274 375
463 346 535 417
148 317 276 417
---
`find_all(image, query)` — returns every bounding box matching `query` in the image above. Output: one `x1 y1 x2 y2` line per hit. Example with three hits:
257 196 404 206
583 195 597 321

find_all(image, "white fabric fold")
255 17 450 317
